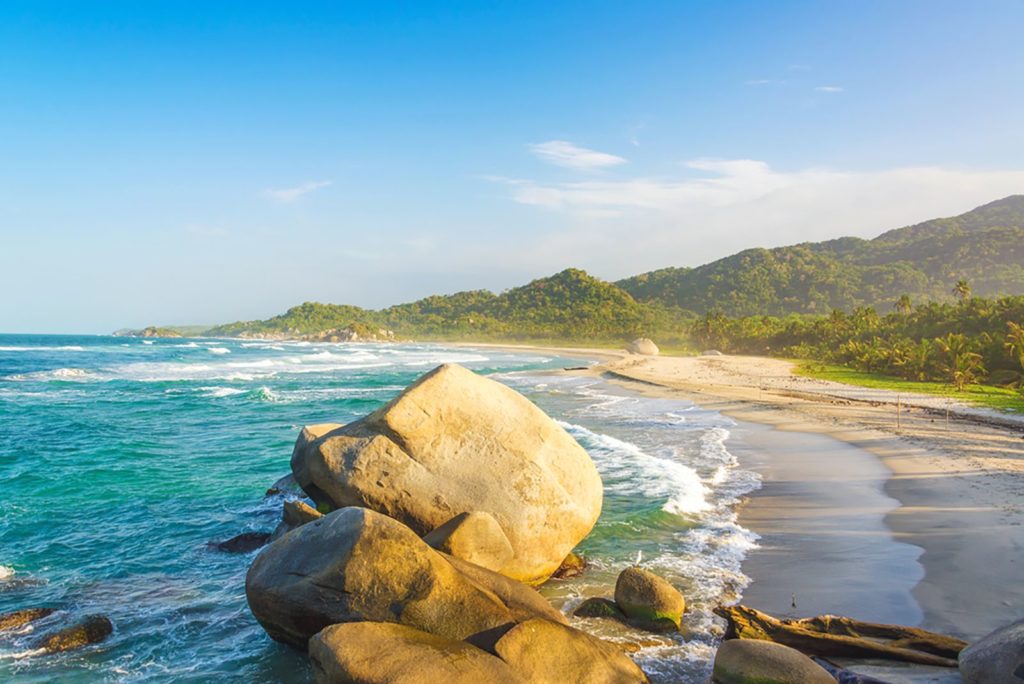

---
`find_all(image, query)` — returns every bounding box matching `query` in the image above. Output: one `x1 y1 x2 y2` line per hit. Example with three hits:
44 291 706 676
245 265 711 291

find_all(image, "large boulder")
493 618 649 683
309 621 526 684
614 567 685 632
245 506 563 649
0 607 55 632
627 338 659 356
290 363 603 584
423 511 514 573
712 639 835 684
959 617 1024 683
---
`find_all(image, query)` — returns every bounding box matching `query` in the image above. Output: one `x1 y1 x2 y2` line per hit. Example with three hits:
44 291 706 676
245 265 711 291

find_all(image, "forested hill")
616 195 1024 316
206 269 673 341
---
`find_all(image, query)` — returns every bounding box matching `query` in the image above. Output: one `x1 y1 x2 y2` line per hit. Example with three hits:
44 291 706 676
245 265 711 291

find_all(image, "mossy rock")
573 598 625 620
614 566 685 632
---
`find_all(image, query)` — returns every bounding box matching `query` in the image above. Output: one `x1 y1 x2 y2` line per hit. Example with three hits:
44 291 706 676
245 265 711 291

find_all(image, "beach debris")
289 363 603 585
32 614 113 653
614 566 686 632
245 506 566 649
714 604 967 667
422 511 514 574
627 338 660 356
550 551 587 579
958 616 1024 683
270 499 323 541
712 639 835 684
493 617 649 683
210 531 271 553
0 607 56 633
309 621 528 684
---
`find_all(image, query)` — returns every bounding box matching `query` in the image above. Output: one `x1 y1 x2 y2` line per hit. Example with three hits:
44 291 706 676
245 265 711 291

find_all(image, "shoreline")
481 343 1023 644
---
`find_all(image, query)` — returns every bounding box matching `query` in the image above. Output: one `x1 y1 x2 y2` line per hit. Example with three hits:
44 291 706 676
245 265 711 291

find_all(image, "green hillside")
208 269 673 342
617 195 1024 316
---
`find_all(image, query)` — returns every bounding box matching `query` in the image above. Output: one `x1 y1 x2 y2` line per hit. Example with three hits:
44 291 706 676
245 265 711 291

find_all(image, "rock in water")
573 598 625 620
0 607 55 632
712 639 835 684
270 499 324 541
422 512 514 573
211 531 271 553
959 617 1024 683
290 363 603 584
627 338 659 356
245 506 562 649
614 566 686 632
493 618 649 683
32 615 113 653
309 621 526 684
551 551 587 579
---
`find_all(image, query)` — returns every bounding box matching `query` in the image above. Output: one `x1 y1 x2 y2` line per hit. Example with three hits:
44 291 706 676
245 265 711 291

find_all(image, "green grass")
795 361 1024 413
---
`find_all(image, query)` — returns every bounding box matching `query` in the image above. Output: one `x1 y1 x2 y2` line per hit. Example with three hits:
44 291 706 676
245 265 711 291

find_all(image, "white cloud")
266 180 333 203
745 78 785 85
529 140 627 170
815 85 844 93
487 160 1024 278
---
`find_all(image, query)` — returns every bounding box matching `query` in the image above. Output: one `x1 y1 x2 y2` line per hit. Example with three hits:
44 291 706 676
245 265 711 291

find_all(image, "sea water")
0 335 760 682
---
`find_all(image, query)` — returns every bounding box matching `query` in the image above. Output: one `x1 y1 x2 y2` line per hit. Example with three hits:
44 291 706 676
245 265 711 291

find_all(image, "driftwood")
714 605 967 668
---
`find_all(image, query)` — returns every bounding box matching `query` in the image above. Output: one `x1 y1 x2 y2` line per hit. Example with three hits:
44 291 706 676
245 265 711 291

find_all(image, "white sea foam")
4 367 99 382
0 345 86 352
198 386 246 398
208 347 231 355
175 342 199 348
559 420 711 515
142 340 154 345
250 387 280 402
0 565 14 581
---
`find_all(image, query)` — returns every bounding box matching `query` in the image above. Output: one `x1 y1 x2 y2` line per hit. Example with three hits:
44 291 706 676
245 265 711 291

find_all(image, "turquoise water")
0 335 759 682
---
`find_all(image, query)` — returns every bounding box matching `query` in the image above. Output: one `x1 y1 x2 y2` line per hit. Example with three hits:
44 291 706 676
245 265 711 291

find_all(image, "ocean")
0 335 760 682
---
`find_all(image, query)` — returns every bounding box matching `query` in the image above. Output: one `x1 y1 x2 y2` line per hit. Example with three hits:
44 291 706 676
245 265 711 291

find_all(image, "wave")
559 421 711 515
249 387 280 402
0 345 86 352
0 565 13 581
207 347 231 355
174 342 199 348
142 340 155 345
198 386 247 398
4 367 98 382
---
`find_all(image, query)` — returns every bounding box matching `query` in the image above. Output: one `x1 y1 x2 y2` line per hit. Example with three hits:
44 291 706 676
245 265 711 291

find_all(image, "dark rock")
32 615 113 653
210 531 271 553
573 597 625 620
0 607 55 632
551 552 587 579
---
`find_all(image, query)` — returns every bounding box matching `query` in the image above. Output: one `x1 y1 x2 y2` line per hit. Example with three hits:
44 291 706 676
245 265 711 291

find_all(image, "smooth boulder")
422 511 514 573
614 567 685 632
959 617 1024 683
493 618 649 683
309 621 526 684
712 639 835 684
290 363 603 584
627 338 659 356
245 506 561 649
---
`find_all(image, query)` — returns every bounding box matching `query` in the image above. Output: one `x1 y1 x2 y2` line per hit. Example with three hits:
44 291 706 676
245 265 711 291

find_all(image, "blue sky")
2 1 1023 333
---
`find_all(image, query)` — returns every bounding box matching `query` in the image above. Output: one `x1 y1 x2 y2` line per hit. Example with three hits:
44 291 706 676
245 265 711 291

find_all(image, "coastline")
480 344 1024 645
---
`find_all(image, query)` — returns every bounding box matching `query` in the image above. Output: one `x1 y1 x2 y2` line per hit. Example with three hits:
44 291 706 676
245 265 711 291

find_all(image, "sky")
2 1 1023 333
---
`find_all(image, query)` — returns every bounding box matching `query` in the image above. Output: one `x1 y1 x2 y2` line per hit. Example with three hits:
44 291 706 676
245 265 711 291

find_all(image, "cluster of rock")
245 363 652 682
574 567 686 633
0 609 113 654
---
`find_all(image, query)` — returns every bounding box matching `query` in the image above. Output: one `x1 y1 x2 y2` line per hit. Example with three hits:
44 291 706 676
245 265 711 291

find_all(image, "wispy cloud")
745 78 785 86
486 159 1024 277
529 140 627 170
815 85 844 93
266 180 333 203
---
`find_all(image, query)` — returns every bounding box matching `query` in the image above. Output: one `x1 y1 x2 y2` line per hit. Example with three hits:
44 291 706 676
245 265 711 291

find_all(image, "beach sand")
454 344 1024 677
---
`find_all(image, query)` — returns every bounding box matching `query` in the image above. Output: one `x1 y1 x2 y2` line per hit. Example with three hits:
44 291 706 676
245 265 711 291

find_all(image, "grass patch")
795 361 1024 413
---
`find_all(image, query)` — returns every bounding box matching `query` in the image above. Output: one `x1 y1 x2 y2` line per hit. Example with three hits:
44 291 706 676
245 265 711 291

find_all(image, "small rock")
712 639 834 684
0 607 55 632
959 617 1024 684
551 552 587 579
210 531 271 553
614 566 685 632
701 349 724 356
265 473 301 497
271 500 324 541
309 621 526 684
423 512 514 573
573 597 624 620
32 615 113 653
493 617 649 683
627 338 659 356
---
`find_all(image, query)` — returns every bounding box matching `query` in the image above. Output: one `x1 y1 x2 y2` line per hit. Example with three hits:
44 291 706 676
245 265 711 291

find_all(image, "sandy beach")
530 350 1024 653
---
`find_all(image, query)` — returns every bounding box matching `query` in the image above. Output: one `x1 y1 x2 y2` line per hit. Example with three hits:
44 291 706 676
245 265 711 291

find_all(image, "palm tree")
895 294 913 316
934 333 986 391
952 279 972 303
1005 322 1024 389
